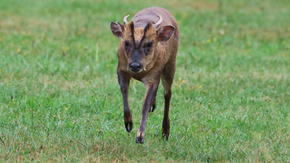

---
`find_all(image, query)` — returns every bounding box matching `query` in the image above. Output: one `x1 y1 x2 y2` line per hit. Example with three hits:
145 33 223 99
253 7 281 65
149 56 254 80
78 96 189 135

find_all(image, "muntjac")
110 7 179 143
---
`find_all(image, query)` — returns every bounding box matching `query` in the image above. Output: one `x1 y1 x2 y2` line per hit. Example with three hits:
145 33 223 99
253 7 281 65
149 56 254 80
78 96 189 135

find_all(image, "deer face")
110 17 175 73
122 22 157 72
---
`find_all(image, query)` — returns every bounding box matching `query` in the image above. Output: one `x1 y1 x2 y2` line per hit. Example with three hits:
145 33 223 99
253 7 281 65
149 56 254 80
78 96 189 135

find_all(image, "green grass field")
1 0 290 162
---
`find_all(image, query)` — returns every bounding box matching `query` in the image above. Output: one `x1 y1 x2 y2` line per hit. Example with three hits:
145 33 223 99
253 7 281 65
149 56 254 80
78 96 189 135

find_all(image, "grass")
0 0 290 162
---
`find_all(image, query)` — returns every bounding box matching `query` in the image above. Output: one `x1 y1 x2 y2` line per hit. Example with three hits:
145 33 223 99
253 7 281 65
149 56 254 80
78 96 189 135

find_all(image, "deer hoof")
162 133 169 141
124 112 132 132
125 122 133 132
136 136 144 144
162 119 170 140
136 132 145 144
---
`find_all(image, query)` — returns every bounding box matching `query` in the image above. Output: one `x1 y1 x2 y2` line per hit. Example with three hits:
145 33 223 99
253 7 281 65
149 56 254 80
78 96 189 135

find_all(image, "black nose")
129 62 141 72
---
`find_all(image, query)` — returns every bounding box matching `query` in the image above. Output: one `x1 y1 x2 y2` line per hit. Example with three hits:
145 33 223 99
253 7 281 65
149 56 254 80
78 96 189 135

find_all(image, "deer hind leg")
161 61 176 140
118 71 132 132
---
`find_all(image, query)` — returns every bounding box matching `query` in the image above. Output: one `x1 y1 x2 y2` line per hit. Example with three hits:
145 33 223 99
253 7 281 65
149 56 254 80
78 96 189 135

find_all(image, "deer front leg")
136 82 159 143
118 71 132 132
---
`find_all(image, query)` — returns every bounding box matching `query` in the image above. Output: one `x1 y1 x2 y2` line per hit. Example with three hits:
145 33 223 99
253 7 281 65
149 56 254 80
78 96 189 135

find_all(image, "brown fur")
110 7 179 143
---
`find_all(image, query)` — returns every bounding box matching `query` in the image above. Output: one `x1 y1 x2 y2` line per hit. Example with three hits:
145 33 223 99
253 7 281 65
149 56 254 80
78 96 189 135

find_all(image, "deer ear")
158 25 175 42
110 21 123 39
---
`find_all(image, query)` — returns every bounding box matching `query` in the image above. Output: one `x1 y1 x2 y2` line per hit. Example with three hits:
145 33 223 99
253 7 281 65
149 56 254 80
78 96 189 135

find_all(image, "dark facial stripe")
130 22 136 47
138 23 150 48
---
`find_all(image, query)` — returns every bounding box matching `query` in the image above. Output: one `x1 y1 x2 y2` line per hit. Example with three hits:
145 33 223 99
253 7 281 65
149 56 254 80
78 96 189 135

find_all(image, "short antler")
153 15 163 28
123 15 130 25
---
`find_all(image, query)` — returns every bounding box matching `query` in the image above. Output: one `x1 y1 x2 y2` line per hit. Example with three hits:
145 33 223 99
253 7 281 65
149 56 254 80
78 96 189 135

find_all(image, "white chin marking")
129 69 142 73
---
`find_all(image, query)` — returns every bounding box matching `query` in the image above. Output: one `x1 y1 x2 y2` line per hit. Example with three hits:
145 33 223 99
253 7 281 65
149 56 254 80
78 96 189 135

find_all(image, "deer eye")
147 42 153 48
124 41 132 54
125 41 130 47
143 42 153 54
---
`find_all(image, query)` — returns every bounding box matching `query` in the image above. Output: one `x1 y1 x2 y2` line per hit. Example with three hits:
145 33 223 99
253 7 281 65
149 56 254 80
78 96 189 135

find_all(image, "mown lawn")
0 0 290 162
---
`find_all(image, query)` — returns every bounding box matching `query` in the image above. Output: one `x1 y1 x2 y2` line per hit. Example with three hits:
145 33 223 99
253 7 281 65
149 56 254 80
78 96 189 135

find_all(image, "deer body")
110 7 179 143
